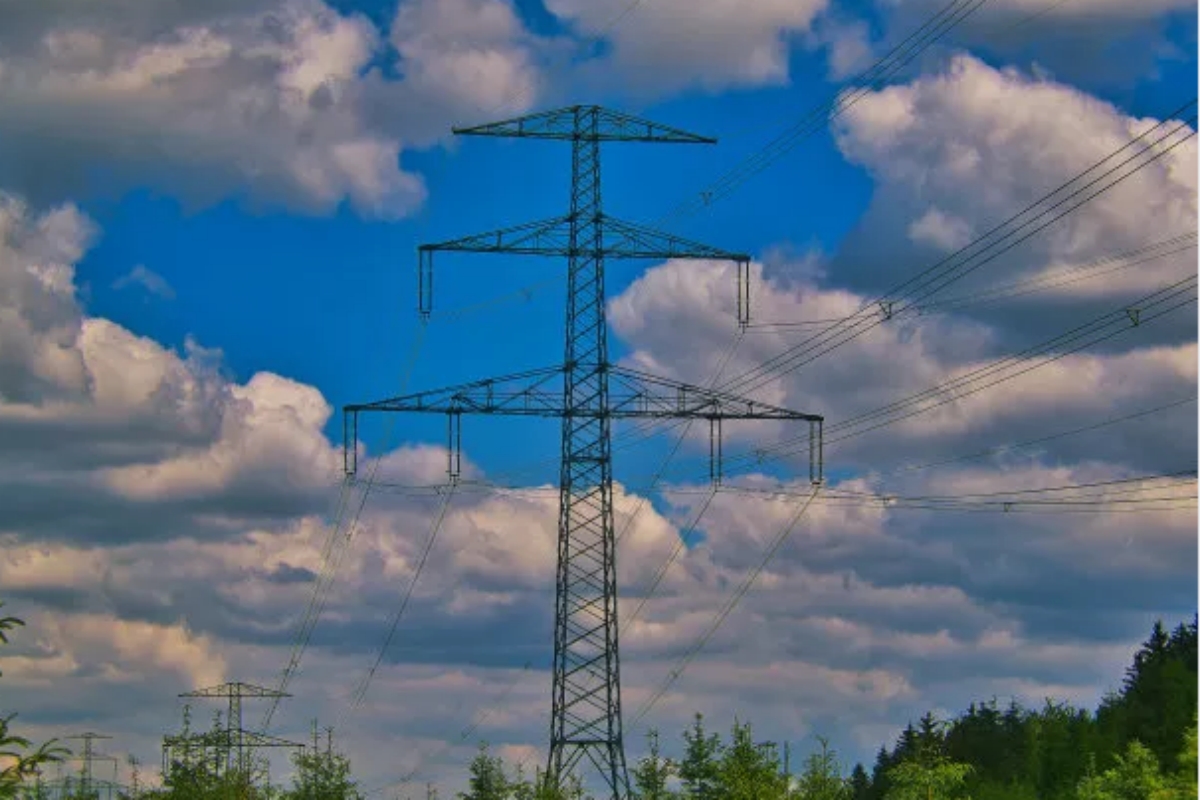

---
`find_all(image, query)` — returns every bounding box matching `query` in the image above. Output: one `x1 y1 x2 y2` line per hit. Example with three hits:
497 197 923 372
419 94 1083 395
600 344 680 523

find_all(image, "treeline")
459 616 1198 800
2 596 1195 800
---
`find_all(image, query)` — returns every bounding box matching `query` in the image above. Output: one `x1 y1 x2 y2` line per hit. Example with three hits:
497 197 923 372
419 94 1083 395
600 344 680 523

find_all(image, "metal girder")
345 365 819 420
343 362 825 511
180 682 289 699
417 214 749 318
452 105 717 143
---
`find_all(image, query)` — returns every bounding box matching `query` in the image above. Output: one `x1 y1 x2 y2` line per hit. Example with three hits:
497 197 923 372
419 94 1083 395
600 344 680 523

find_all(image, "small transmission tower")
345 105 824 798
65 732 116 800
167 682 302 787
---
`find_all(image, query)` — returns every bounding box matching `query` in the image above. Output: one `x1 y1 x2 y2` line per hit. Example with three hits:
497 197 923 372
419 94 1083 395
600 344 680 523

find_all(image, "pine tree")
794 737 849 800
714 721 786 800
458 745 509 800
289 726 363 800
848 764 871 800
678 715 721 800
630 730 675 800
884 716 972 800
868 747 893 800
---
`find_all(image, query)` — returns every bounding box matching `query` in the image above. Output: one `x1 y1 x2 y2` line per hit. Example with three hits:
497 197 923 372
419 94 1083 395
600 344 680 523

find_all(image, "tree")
794 738 849 800
714 720 786 800
678 715 721 800
288 726 363 800
848 765 871 800
1107 618 1198 774
631 730 675 800
1074 740 1173 800
883 718 972 800
1172 714 1196 797
0 602 70 800
458 745 510 800
882 758 972 800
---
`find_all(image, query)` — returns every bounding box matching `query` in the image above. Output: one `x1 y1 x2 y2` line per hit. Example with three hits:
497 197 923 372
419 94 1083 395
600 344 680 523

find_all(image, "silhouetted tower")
65 733 116 800
345 105 824 798
176 682 300 784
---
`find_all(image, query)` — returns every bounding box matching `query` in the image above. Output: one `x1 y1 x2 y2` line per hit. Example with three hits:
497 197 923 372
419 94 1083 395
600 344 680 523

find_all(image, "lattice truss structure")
162 682 302 788
345 106 824 799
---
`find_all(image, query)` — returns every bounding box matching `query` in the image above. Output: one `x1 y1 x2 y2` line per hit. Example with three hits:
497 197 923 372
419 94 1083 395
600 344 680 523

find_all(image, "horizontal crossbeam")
179 682 289 699
346 364 819 420
452 105 716 144
418 214 748 260
417 214 749 318
343 363 823 481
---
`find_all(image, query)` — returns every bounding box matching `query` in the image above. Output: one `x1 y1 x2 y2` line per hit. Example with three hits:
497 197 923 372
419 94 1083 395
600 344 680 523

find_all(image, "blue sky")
0 0 1196 796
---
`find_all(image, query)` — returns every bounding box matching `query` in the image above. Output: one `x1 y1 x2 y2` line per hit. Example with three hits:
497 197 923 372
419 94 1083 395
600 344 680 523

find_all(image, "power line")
727 272 1196 470
884 395 1198 476
340 482 461 726
745 232 1198 331
716 101 1198 397
629 484 823 727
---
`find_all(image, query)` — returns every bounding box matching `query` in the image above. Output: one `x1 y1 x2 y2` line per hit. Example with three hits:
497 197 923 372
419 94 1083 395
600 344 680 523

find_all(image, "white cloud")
831 55 1196 295
545 0 829 95
907 207 974 251
113 265 175 299
0 0 555 218
827 0 1194 92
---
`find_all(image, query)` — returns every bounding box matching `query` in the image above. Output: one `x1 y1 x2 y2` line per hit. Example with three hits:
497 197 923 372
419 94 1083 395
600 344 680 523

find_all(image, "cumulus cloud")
0 193 345 544
831 56 1196 296
544 0 829 96
824 0 1194 90
0 0 556 218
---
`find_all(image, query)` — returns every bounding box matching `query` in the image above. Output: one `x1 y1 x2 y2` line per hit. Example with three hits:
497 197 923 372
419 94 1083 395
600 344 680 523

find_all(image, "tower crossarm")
452 106 717 143
343 364 823 483
179 681 289 700
418 214 750 320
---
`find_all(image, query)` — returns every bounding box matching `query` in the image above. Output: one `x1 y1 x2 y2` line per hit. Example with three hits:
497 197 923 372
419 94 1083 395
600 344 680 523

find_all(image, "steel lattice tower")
345 105 824 799
167 682 301 787
65 732 116 800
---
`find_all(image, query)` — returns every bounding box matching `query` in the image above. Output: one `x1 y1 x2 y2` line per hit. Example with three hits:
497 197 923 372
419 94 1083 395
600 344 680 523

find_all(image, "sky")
0 0 1197 797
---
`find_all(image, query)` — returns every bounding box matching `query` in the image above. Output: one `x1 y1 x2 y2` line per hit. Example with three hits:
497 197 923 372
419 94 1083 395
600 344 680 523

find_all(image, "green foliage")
1099 618 1198 776
883 758 972 800
1074 740 1174 800
630 730 675 800
288 728 362 800
459 745 511 800
714 720 786 800
848 765 871 800
678 715 722 800
794 737 850 800
880 713 973 800
1171 715 1196 797
0 601 70 800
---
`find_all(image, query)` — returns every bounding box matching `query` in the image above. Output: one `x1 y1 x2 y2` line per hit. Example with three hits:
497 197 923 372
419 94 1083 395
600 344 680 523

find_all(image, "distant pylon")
64 732 116 800
169 682 302 787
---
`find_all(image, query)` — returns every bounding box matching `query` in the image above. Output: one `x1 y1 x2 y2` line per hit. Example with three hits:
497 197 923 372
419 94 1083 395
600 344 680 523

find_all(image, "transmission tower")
167 682 302 786
344 105 824 798
65 733 117 800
